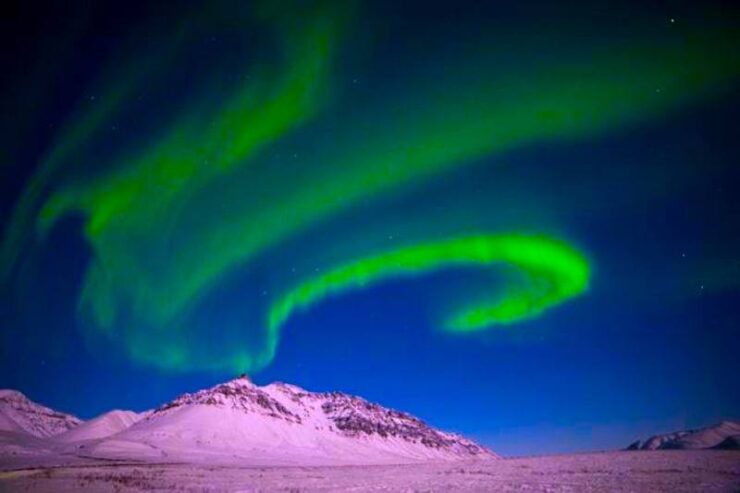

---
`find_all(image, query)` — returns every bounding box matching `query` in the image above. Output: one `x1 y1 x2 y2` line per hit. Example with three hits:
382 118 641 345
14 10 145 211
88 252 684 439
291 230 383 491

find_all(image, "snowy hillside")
627 420 740 450
0 390 81 438
86 376 495 465
54 410 142 443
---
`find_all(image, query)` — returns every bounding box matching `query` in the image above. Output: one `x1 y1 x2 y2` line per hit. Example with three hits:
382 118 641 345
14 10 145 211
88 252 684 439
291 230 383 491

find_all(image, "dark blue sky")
1 0 739 456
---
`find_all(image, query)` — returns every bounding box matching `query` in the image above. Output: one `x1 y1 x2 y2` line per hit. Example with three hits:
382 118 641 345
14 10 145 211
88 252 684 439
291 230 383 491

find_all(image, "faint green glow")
33 4 347 329
38 5 340 237
269 234 590 343
0 32 186 281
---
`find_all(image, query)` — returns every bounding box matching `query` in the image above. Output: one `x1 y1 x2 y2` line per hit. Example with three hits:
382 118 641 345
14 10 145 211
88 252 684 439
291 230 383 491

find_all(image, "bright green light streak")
267 234 590 355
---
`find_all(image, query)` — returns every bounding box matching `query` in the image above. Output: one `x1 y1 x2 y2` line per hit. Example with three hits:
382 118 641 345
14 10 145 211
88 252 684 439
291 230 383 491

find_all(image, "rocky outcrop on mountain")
317 389 487 454
626 421 740 450
153 379 303 424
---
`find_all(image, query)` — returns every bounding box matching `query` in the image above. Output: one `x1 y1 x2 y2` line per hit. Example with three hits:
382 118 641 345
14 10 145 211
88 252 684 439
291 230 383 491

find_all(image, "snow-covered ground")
0 450 738 492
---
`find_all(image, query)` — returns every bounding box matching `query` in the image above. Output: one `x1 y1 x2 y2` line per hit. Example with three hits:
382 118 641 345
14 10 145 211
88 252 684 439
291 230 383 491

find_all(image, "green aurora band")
268 233 590 342
2 3 739 372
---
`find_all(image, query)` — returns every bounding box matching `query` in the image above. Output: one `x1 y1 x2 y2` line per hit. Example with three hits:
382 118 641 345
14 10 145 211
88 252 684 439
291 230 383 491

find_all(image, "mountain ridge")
0 377 496 466
89 376 495 465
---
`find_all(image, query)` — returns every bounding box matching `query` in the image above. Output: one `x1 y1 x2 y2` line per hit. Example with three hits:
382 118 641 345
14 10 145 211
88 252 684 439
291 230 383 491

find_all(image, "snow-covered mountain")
0 377 495 466
626 421 740 450
0 389 81 438
86 376 495 465
54 410 142 443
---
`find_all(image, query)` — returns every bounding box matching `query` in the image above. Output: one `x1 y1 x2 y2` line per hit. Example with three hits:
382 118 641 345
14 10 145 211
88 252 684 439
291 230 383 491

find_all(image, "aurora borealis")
270 234 590 336
1 0 739 455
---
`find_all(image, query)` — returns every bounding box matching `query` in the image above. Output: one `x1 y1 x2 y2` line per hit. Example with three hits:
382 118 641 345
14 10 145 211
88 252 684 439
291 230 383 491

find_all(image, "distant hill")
54 410 143 443
626 421 740 450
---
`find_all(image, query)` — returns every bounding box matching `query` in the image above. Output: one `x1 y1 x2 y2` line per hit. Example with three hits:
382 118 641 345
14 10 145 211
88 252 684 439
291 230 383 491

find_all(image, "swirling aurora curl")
266 234 590 357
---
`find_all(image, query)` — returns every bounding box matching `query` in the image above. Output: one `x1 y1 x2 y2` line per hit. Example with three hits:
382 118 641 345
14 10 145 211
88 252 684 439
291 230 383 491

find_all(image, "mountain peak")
95 378 497 465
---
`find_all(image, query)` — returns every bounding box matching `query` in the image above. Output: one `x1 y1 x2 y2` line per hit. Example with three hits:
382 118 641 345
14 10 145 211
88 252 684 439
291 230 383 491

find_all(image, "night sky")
1 0 739 456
